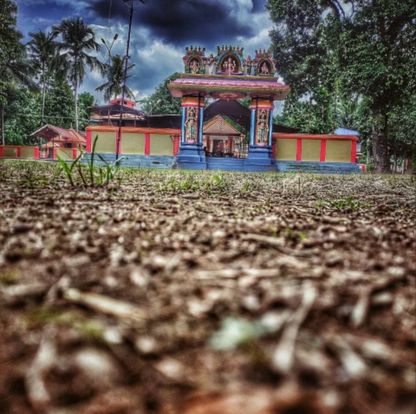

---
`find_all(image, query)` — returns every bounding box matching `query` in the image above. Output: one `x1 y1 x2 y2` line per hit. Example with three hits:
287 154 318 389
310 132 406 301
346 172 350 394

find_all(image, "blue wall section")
276 161 361 174
83 154 361 173
82 154 177 169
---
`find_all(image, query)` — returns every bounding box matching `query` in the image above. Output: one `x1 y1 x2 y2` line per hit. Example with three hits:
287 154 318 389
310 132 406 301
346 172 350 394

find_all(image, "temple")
83 46 360 173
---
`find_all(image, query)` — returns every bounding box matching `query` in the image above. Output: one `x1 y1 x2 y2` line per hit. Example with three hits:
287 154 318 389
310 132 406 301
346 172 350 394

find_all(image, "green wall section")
275 139 296 160
121 133 146 154
150 134 173 156
302 139 321 161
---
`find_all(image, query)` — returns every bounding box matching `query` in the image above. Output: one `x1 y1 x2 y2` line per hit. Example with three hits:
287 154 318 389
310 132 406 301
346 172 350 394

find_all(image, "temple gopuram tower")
168 46 290 170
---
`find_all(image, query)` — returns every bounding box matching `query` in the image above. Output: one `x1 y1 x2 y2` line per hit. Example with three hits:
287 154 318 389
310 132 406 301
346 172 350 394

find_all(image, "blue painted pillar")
177 95 207 170
181 106 186 143
198 106 204 144
249 108 256 146
268 108 273 147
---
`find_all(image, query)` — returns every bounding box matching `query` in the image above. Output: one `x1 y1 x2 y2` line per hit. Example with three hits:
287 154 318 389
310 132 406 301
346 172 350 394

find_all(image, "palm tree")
27 31 67 125
96 54 135 102
53 18 104 130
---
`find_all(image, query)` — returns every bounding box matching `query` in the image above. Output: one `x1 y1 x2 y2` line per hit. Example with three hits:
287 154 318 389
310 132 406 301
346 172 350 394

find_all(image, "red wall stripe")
145 133 150 155
320 139 327 162
296 138 302 161
173 135 180 155
86 130 92 153
350 140 357 163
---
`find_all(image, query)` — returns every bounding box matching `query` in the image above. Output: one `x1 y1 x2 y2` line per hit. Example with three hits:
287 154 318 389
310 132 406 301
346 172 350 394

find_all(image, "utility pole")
116 0 145 160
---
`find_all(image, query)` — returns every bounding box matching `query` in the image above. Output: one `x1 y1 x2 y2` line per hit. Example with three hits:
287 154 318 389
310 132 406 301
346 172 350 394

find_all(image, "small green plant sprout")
209 317 272 351
58 135 124 187
316 196 368 212
57 151 83 187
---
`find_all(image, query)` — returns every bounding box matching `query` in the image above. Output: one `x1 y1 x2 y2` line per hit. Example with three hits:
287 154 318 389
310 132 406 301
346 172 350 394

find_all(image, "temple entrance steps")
276 161 361 174
206 157 245 171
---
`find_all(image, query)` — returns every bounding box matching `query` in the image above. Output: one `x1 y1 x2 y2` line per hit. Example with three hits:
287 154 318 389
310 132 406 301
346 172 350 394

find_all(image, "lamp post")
101 33 119 62
116 0 145 160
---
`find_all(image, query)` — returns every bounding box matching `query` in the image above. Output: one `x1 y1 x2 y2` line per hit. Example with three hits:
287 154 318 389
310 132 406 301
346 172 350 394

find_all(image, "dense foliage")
139 73 181 115
268 0 416 172
0 4 99 144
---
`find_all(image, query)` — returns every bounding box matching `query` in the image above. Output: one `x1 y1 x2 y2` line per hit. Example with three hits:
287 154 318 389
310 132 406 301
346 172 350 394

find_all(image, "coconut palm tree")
53 18 104 130
27 31 67 125
96 54 135 102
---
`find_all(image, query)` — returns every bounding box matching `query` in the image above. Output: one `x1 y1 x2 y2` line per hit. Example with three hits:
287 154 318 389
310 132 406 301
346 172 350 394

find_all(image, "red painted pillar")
145 133 150 155
351 139 357 163
320 139 327 162
53 147 57 160
72 148 77 159
86 129 92 153
34 147 40 160
16 146 21 158
173 135 180 155
296 138 302 161
0 146 4 158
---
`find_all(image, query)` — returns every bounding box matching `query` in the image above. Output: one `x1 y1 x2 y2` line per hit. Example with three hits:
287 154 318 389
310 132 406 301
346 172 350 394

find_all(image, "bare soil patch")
0 161 415 413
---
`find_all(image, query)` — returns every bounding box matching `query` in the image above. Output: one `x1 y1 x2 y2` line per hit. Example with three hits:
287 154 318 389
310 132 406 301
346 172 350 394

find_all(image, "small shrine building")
85 46 360 173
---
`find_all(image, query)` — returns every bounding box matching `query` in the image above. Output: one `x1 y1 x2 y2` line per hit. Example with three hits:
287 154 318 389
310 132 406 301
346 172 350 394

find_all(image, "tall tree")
96 54 135 102
340 1 416 172
53 17 103 131
267 0 416 172
0 0 35 144
27 31 67 126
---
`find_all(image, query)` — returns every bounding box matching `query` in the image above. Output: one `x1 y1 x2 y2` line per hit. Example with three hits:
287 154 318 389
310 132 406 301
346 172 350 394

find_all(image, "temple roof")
90 103 146 122
31 124 86 144
205 100 250 129
168 74 290 100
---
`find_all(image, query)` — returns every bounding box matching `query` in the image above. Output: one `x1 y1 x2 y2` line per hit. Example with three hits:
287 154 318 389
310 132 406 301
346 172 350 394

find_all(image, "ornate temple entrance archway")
168 46 290 171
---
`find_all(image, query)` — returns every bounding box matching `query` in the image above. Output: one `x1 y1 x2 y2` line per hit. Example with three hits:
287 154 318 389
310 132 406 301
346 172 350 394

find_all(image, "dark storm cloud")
91 0 256 46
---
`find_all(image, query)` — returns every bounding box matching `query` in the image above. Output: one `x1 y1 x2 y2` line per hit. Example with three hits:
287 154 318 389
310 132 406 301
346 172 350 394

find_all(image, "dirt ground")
0 161 415 414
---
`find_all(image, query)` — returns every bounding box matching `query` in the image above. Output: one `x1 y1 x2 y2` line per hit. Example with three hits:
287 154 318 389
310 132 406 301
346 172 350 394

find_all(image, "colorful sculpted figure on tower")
206 54 216 75
260 61 270 75
223 56 237 75
189 59 200 74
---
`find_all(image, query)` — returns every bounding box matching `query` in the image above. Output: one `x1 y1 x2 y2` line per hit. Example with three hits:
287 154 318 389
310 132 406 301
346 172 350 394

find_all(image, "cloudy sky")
16 0 274 104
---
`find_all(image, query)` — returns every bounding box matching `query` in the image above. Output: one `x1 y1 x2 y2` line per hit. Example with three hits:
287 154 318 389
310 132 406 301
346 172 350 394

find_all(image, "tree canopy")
267 0 416 172
139 73 181 115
